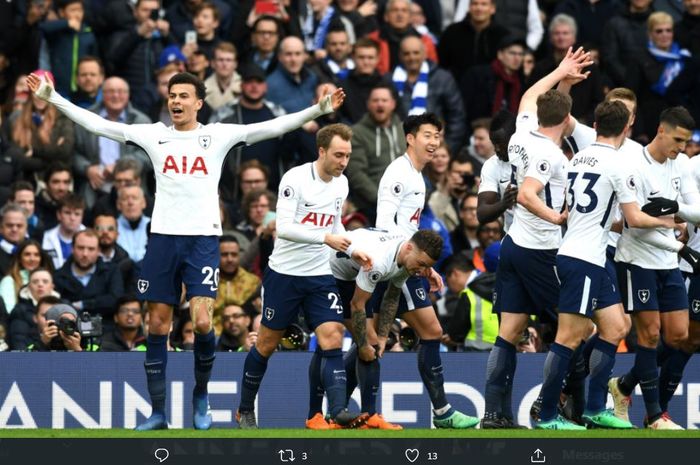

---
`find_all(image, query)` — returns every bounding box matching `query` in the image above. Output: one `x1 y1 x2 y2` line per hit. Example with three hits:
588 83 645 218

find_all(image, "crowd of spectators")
3 0 700 354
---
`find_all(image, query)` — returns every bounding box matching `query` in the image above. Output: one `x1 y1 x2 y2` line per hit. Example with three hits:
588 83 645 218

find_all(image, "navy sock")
417 339 448 410
564 343 586 419
343 343 358 404
501 346 517 419
239 346 268 412
308 346 324 419
145 334 168 416
193 330 216 397
656 339 673 367
582 333 600 374
659 348 692 412
586 338 617 413
631 346 661 421
539 343 574 422
320 348 346 418
485 336 515 420
357 357 380 415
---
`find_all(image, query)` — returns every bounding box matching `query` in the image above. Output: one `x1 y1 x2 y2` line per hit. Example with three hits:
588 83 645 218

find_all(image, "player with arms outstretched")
27 71 345 431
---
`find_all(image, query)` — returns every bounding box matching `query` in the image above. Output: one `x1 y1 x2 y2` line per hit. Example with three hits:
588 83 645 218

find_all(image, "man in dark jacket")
340 37 394 124
95 213 136 292
35 164 73 230
53 230 124 332
675 0 700 55
393 36 465 153
438 0 509 82
553 0 623 48
101 295 146 351
600 0 654 87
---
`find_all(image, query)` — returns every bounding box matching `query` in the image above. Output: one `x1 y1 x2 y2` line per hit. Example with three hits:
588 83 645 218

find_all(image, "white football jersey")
330 229 410 292
558 143 637 267
680 155 700 273
478 154 514 232
616 150 698 269
123 122 248 236
376 154 425 238
268 162 349 276
507 111 568 249
566 121 644 248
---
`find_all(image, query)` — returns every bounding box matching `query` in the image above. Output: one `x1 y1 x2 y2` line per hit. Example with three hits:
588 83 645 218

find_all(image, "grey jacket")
73 103 151 208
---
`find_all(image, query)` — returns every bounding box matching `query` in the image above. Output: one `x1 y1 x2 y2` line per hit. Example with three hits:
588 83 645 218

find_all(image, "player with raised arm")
235 124 369 430
27 71 345 431
480 47 592 429
322 229 443 430
535 101 675 430
367 112 479 429
609 107 700 429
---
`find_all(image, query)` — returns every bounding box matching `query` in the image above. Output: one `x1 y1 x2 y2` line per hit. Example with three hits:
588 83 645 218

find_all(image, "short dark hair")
44 163 72 184
368 83 397 101
195 1 220 20
116 294 142 312
10 181 35 199
403 112 443 137
471 117 491 132
594 101 629 138
443 254 474 276
317 123 353 150
114 157 142 178
410 230 443 261
354 37 380 54
58 193 85 212
536 89 572 127
489 110 516 160
659 106 695 131
168 72 206 100
77 55 104 75
56 0 82 10
238 159 269 180
36 295 62 314
253 15 281 35
220 235 239 245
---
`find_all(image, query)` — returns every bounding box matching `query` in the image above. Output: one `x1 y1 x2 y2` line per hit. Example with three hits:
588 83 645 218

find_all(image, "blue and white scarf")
648 40 691 96
392 61 429 115
326 58 354 79
302 5 335 51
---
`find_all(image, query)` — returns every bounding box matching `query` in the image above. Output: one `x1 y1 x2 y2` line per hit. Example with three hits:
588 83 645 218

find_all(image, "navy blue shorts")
615 262 688 313
336 279 376 319
497 235 559 318
683 272 700 322
261 268 343 330
557 255 620 318
372 275 432 316
137 233 219 305
606 245 619 290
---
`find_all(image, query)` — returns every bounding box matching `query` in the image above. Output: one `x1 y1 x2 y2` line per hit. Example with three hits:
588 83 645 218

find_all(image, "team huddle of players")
26 43 700 431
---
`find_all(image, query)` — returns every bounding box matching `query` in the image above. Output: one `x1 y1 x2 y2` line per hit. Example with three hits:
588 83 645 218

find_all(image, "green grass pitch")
1 429 700 439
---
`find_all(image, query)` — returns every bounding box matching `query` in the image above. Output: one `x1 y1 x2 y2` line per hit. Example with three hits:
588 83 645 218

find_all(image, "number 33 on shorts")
201 266 220 291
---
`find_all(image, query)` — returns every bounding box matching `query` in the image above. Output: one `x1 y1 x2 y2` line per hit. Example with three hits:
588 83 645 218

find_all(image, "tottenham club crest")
137 279 149 294
693 300 700 314
638 289 650 304
591 298 598 311
264 307 275 321
415 288 426 301
198 135 211 149
672 177 681 192
335 197 342 212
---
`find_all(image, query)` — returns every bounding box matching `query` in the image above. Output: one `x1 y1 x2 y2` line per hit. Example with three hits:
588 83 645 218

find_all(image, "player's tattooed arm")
351 288 375 361
375 285 401 357
352 310 367 349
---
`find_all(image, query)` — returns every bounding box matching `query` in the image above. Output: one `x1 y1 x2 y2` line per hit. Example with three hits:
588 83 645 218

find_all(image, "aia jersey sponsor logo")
162 155 209 175
301 212 335 227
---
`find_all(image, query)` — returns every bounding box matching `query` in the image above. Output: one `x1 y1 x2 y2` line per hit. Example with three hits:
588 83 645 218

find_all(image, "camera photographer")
32 303 98 351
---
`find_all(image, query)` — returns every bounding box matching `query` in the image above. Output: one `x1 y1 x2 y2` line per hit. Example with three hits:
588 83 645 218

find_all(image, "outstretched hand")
351 249 373 271
26 73 53 100
557 47 594 81
319 85 346 114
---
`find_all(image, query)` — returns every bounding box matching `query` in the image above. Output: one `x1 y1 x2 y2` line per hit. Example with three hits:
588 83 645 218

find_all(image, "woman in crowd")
0 239 53 313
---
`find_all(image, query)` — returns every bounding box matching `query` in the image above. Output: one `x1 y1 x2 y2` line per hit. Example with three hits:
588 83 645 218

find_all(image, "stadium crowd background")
0 0 699 354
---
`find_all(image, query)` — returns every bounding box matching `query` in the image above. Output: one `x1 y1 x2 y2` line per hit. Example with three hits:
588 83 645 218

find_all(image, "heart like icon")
405 449 419 463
